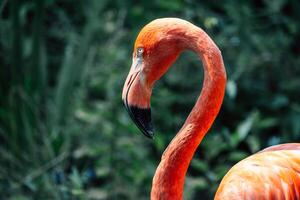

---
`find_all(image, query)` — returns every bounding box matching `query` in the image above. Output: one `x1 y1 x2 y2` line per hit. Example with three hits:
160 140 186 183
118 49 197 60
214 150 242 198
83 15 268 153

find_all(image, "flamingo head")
122 18 185 138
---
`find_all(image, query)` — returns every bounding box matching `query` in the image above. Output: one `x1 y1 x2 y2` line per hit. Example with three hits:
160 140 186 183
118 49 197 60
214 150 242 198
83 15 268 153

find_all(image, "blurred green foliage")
0 0 300 199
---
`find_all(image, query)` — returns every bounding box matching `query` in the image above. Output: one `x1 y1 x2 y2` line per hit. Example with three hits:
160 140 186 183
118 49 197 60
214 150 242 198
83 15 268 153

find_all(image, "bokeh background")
1 0 300 199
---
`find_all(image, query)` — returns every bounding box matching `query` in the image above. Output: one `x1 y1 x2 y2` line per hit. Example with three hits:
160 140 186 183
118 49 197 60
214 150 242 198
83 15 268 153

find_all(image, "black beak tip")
123 101 154 139
142 127 154 139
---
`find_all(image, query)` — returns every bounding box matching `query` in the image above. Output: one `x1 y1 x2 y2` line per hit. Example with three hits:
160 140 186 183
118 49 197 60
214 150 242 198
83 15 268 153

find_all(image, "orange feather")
215 144 300 200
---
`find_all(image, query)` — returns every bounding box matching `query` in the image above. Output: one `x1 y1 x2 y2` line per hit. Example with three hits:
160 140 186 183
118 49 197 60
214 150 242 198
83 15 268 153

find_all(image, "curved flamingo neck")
151 25 226 200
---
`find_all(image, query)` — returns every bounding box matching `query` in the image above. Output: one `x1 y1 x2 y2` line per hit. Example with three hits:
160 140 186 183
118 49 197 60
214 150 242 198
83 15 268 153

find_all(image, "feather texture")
215 144 300 200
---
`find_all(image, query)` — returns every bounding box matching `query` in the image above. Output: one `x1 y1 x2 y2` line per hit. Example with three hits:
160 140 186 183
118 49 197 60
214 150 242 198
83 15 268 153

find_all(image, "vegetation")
1 0 299 199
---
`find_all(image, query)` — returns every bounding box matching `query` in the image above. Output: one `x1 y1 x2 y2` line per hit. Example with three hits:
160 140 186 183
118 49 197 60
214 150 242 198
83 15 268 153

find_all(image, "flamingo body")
216 144 300 200
122 18 300 200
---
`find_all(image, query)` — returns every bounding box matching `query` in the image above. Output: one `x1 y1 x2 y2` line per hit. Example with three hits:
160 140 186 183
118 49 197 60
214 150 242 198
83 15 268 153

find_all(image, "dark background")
1 0 300 199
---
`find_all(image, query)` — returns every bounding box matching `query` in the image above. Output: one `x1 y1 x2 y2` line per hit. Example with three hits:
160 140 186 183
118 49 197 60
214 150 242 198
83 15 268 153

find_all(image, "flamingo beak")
122 65 154 139
123 102 154 139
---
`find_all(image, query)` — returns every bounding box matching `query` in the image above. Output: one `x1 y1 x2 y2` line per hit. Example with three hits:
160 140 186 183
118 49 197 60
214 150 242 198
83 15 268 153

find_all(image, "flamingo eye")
137 47 144 57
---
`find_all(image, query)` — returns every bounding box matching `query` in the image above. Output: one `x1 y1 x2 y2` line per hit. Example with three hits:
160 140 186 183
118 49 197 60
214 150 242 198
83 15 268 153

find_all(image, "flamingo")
122 18 300 200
